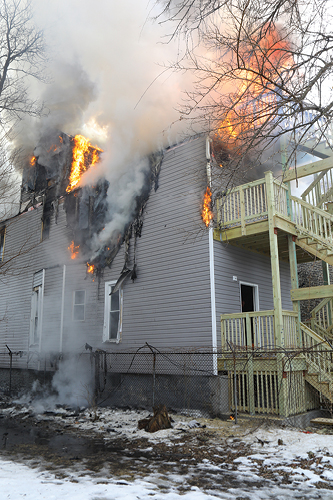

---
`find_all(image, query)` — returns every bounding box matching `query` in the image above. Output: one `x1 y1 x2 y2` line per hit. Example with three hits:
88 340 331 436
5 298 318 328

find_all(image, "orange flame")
87 263 94 273
202 187 213 227
66 134 103 193
230 415 235 421
68 241 80 260
30 156 36 166
216 25 293 141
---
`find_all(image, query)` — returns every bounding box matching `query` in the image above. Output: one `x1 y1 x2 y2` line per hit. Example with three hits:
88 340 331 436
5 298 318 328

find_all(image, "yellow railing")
217 176 289 230
221 310 299 350
290 195 333 246
302 168 333 208
310 297 333 337
300 322 333 380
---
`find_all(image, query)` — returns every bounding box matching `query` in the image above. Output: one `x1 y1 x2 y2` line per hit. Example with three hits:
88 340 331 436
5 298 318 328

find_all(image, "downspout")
59 264 66 353
206 136 218 375
37 268 46 371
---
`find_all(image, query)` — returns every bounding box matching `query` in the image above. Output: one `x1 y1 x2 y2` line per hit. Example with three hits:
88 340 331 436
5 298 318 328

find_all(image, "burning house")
1 122 333 419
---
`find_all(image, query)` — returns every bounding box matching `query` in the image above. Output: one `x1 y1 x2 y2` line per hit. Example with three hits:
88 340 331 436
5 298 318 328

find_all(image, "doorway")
240 282 259 347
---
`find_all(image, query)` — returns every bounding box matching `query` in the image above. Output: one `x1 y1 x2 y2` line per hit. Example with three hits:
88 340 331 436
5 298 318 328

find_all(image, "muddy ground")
1 398 333 494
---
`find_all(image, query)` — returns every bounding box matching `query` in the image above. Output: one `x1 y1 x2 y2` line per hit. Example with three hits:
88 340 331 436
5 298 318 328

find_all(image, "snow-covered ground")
2 403 333 499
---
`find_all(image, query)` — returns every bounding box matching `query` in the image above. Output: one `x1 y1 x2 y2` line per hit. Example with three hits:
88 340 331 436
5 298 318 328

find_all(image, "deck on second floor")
214 170 333 265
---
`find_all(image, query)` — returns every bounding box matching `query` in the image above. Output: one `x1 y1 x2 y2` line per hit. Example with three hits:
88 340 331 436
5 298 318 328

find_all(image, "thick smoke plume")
13 0 190 255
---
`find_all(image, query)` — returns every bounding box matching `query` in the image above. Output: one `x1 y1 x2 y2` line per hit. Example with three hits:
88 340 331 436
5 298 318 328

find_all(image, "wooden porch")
215 162 333 417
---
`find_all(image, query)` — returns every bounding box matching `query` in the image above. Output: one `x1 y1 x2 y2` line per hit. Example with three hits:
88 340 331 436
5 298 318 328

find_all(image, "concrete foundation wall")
98 372 229 417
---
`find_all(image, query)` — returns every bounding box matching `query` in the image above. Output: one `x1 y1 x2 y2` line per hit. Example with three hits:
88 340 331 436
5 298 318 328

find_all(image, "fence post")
5 345 12 397
152 352 156 407
246 314 255 415
233 347 238 425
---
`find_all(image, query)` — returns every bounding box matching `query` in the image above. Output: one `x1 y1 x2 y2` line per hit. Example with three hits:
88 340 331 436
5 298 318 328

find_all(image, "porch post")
265 171 284 346
245 313 255 415
288 235 301 346
265 171 286 416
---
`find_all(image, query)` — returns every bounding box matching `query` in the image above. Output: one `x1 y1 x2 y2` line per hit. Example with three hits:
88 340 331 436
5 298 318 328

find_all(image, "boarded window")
0 227 5 261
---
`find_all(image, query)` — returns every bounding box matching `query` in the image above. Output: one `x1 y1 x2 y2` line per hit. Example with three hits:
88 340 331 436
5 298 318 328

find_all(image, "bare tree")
0 0 45 129
156 0 333 181
0 0 45 274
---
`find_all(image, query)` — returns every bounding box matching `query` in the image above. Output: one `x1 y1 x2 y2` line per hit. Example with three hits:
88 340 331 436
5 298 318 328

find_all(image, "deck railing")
221 310 299 350
217 176 289 230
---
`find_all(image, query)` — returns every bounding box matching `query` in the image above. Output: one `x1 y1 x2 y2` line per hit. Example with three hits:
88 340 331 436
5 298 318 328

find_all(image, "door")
240 283 259 347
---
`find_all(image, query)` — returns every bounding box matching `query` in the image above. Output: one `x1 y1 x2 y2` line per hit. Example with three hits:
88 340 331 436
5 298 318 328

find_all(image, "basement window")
0 227 5 261
103 281 123 343
73 290 85 321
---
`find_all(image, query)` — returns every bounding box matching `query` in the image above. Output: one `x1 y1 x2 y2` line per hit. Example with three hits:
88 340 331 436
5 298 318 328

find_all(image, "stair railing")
300 322 333 380
310 297 333 336
290 195 333 245
301 168 333 208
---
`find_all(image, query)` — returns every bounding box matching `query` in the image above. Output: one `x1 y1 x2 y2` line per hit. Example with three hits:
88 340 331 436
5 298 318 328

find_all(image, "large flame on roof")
66 134 103 193
216 25 293 142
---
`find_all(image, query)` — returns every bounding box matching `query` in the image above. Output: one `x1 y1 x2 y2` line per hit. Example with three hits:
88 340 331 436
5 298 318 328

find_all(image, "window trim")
103 281 123 343
72 290 86 322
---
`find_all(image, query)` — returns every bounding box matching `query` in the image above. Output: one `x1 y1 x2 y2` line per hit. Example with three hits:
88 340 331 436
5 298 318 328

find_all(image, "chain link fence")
94 345 228 417
1 343 332 421
94 344 333 419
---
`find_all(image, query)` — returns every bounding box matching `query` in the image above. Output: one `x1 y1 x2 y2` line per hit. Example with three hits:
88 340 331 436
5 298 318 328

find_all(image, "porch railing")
221 310 299 350
217 177 289 230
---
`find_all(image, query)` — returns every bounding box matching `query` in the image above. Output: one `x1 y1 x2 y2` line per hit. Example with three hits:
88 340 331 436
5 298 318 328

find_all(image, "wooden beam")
291 284 333 301
214 220 269 242
283 156 333 182
274 216 297 236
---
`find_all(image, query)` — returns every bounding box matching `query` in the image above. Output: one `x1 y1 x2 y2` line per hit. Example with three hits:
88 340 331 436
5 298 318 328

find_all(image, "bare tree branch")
156 0 333 183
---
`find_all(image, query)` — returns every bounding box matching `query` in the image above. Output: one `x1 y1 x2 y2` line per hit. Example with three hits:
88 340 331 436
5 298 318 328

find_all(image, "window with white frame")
103 281 122 342
73 290 85 321
29 270 44 346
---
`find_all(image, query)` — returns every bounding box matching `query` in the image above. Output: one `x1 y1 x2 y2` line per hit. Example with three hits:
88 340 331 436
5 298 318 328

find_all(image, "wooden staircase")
300 322 333 403
296 169 333 403
290 195 333 265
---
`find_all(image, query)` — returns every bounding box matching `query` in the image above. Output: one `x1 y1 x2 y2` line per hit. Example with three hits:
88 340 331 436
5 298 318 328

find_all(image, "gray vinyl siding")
107 137 212 350
0 135 294 371
213 240 293 349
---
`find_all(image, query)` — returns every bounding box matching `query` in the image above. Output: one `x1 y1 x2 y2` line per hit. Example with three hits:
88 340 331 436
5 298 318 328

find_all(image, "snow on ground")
2 402 333 498
0 457 219 500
